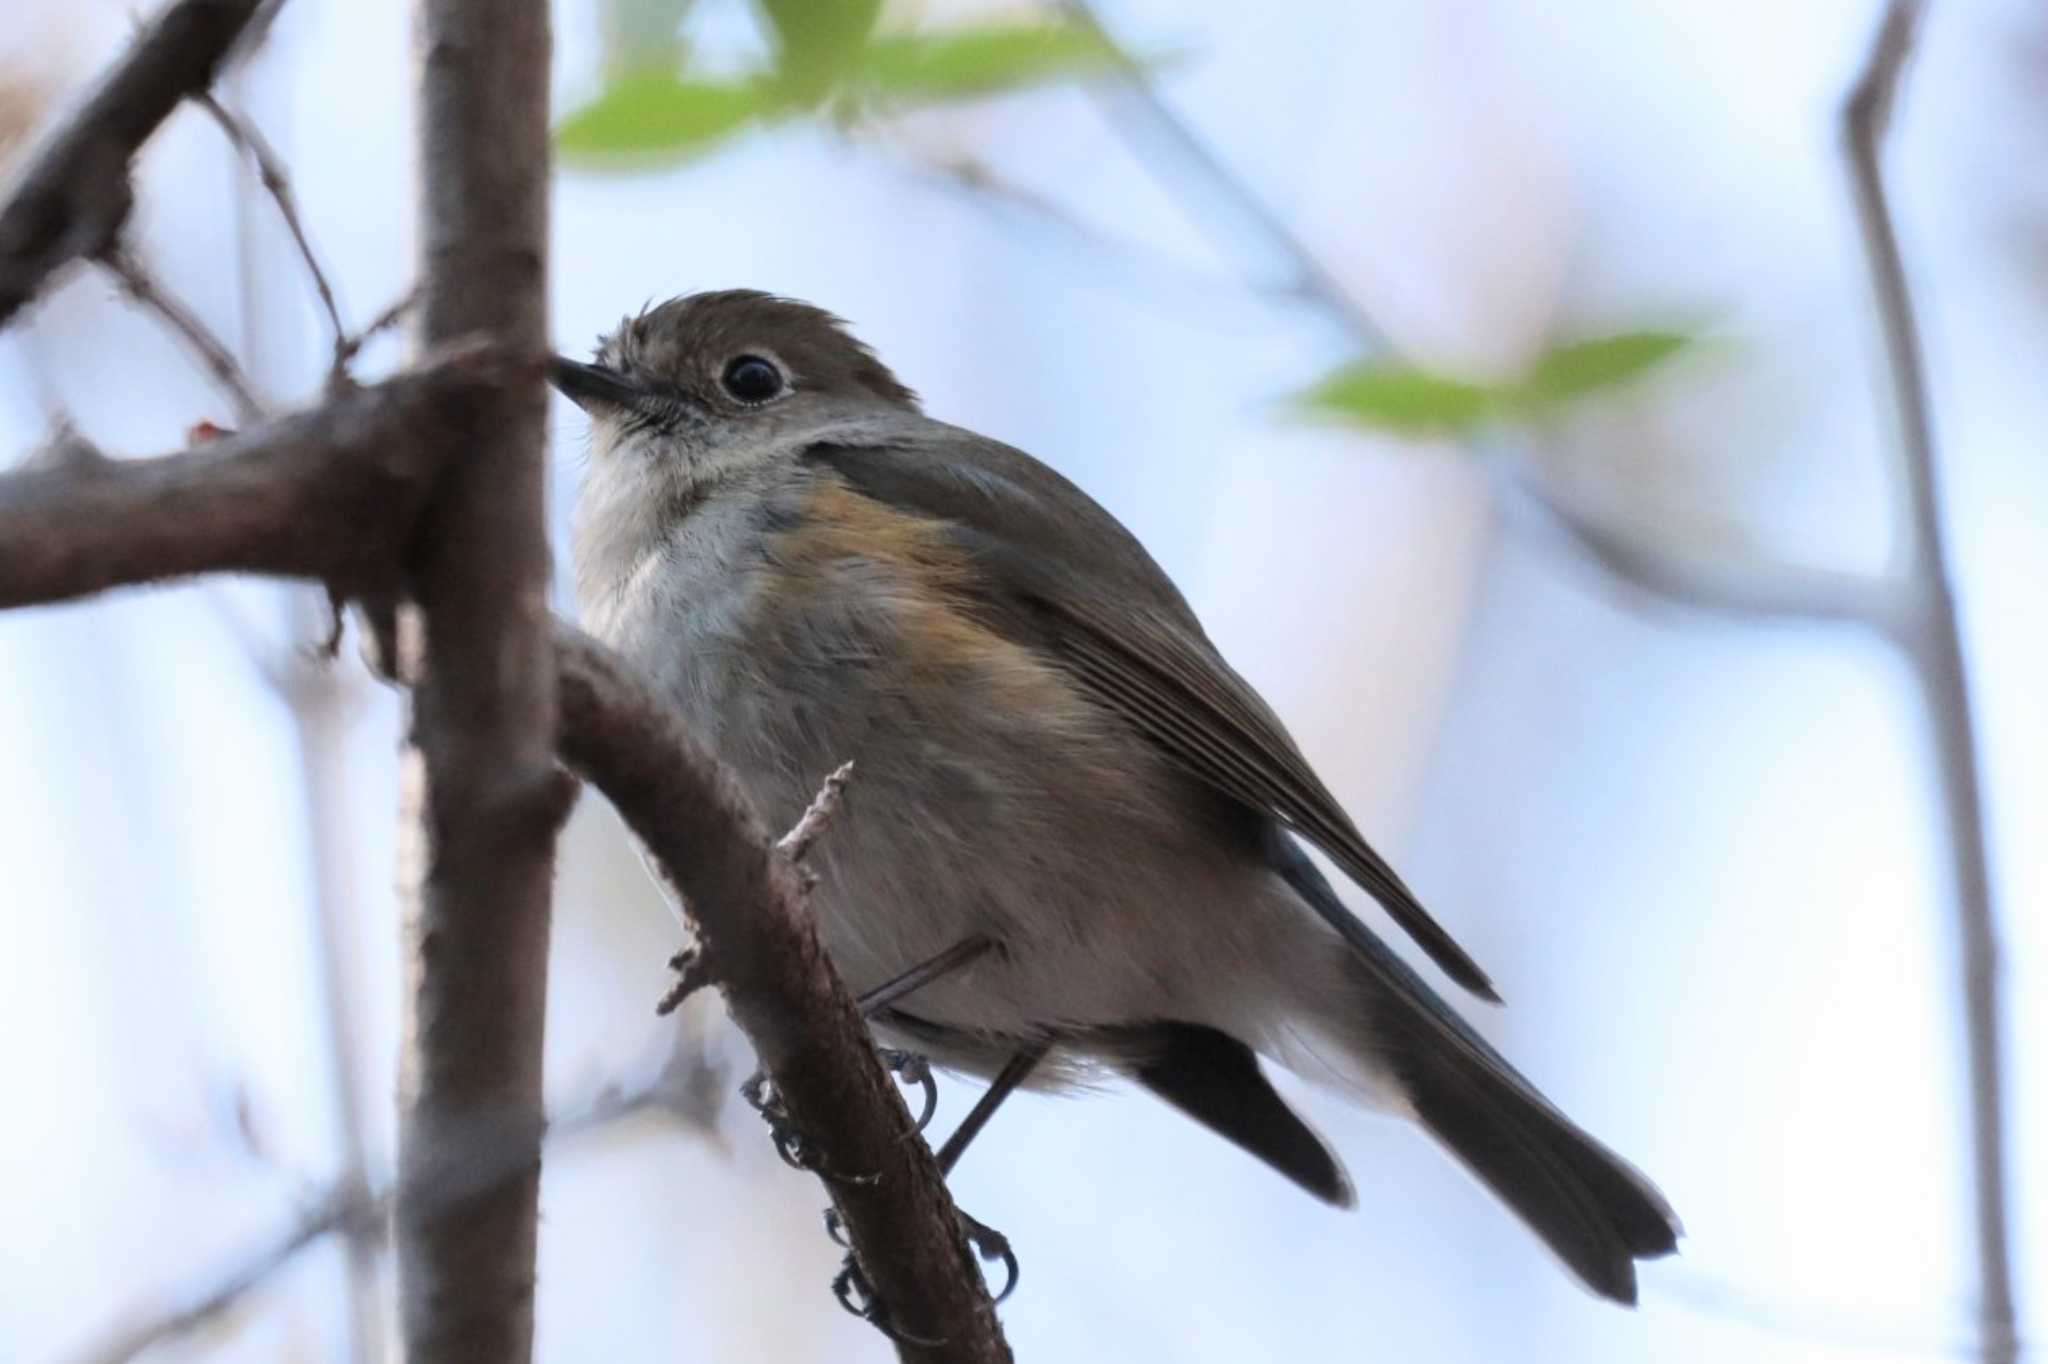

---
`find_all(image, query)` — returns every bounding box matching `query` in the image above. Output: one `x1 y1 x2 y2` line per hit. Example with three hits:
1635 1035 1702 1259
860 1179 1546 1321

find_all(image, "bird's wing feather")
803 433 1498 1002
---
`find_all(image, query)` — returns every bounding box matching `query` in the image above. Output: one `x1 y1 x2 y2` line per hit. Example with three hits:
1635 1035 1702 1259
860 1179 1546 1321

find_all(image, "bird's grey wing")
803 433 1499 1002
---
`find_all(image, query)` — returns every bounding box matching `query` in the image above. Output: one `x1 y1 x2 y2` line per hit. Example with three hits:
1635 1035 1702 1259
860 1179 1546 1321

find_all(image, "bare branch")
779 760 855 865
99 245 266 423
1055 0 1394 352
1500 461 1908 632
335 284 422 377
555 626 1012 1363
67 1033 725 1364
67 1181 376 1364
194 91 348 367
0 342 531 610
0 0 268 327
865 132 1303 308
1843 7 2018 1363
392 2 560 1361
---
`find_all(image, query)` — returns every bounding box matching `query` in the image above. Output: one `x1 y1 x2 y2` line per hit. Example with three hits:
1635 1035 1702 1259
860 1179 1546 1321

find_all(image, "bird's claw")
878 1047 937 1131
957 1208 1020 1304
739 1068 814 1171
824 1201 1019 1344
830 1255 947 1347
740 1068 879 1182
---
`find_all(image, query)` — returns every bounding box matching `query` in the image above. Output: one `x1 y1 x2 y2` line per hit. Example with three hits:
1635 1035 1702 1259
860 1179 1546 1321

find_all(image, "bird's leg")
739 937 994 1164
857 936 993 1132
910 1039 1051 1307
936 1040 1048 1175
858 935 995 1018
822 1042 1043 1321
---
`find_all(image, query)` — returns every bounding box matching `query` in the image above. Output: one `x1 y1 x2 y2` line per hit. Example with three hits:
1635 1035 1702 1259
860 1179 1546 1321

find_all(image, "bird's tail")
1270 834 1678 1302
1363 962 1680 1303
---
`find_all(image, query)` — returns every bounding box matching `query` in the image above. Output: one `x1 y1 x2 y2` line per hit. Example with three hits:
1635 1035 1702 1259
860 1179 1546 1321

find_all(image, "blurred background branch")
0 0 266 324
1841 5 2015 1361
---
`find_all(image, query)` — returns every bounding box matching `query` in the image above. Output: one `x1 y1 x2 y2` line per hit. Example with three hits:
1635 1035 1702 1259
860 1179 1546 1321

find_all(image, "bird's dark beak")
549 355 645 414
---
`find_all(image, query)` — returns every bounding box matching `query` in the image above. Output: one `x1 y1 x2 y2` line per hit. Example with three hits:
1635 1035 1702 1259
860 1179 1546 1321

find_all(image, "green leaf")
851 21 1121 103
1517 330 1692 405
557 71 786 161
757 0 884 87
1297 363 1500 437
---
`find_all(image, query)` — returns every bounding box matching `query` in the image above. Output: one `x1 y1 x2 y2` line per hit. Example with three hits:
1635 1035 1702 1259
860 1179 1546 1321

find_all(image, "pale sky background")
0 1 2043 1361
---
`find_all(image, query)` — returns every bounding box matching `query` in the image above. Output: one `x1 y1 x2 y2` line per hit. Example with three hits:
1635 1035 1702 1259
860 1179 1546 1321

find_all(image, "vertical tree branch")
1843 6 2016 1361
394 1 562 1361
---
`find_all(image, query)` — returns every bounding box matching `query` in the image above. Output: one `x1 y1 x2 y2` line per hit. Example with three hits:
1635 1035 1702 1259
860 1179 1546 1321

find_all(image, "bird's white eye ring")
721 354 785 404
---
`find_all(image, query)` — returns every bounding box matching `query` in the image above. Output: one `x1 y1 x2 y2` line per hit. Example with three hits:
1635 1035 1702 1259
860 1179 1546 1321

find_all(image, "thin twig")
334 284 422 379
779 760 855 864
98 246 266 423
194 91 349 369
865 132 1307 308
1056 0 1393 352
1843 6 2017 1362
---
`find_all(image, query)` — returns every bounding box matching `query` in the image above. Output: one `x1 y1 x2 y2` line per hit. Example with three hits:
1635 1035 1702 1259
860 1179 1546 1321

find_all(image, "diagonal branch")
334 284 422 379
98 245 266 422
194 90 349 370
0 0 268 327
0 341 530 610
1843 6 2017 1363
1500 461 1908 632
65 1029 724 1364
555 627 1012 1363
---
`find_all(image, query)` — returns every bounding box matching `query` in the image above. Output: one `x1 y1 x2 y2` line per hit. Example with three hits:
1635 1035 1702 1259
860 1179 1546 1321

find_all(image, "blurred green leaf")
557 71 787 160
1518 330 1692 403
757 0 884 87
1301 328 1696 438
1298 364 1499 436
852 21 1120 103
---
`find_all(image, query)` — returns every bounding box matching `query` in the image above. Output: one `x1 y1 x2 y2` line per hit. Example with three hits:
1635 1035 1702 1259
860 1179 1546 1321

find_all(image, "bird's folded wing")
804 435 1498 1003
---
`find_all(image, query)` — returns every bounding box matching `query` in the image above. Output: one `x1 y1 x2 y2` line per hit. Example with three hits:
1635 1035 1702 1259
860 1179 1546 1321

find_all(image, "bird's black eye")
721 355 784 404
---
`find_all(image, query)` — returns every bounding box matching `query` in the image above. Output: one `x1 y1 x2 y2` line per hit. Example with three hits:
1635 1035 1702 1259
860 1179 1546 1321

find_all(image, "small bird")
554 290 1679 1303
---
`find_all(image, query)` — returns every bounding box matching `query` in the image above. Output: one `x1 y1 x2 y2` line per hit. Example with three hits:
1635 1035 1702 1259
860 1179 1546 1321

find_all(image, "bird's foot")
739 1048 936 1172
826 1204 1018 1343
877 1047 937 1131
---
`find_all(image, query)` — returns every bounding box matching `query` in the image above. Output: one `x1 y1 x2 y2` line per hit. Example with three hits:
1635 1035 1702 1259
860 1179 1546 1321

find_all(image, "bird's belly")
598 561 1304 1073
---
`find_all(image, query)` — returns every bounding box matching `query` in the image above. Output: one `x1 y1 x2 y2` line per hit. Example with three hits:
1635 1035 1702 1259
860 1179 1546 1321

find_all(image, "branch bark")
0 0 267 326
392 0 561 1361
0 345 525 609
555 626 1012 1363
